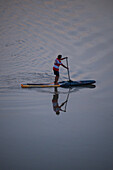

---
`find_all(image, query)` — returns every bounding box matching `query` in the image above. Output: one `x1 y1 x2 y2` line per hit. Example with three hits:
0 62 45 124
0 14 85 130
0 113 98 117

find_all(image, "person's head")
57 55 62 59
56 111 60 115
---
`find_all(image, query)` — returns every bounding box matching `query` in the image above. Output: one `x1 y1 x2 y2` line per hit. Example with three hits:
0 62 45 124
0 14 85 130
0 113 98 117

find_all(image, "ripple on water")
0 0 113 95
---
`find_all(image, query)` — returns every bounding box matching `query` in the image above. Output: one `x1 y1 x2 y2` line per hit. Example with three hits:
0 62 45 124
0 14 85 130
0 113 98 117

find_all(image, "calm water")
0 0 113 169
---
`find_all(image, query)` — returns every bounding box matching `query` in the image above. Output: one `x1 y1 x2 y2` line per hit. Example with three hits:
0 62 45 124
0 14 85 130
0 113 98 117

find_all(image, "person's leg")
53 70 59 84
54 75 59 84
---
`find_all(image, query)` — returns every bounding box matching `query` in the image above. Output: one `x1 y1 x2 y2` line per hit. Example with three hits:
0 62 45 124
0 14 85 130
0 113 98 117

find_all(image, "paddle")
66 57 72 82
64 88 70 111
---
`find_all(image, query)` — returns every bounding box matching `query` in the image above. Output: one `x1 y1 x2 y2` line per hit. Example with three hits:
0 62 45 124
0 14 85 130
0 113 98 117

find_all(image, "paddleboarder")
52 87 68 115
53 55 68 84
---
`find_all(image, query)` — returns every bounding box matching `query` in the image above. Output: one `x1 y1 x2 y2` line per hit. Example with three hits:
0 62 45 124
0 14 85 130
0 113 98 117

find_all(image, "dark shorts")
53 70 59 76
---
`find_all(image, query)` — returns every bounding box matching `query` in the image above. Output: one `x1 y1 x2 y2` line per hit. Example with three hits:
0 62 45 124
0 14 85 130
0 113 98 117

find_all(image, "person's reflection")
52 87 68 115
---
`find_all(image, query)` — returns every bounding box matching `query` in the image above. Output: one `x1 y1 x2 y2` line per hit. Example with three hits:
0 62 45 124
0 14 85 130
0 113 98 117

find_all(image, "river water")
0 0 113 169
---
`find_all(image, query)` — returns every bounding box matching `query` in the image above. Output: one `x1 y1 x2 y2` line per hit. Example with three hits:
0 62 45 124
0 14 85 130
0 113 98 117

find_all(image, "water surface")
0 0 113 169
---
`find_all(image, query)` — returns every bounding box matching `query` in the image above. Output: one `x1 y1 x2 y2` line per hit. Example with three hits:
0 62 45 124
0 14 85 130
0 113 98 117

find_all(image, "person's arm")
59 100 67 108
60 57 68 60
59 101 67 112
61 63 68 69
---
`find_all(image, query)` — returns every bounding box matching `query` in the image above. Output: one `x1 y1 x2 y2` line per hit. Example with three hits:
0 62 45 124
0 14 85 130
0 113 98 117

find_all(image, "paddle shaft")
66 58 71 81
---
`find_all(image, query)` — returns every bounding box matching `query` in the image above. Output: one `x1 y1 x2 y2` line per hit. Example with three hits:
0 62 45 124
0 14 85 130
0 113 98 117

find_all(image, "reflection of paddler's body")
52 87 67 115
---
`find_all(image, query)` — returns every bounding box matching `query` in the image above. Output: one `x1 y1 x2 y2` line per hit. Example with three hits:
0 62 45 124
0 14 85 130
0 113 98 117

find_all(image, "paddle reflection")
52 87 70 115
52 85 96 115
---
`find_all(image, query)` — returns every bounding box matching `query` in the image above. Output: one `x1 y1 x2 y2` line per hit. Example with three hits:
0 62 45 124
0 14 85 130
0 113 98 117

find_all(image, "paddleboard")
21 80 96 88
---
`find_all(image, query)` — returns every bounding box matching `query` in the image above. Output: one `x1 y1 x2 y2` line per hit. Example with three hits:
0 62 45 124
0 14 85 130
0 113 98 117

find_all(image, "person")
52 87 68 115
53 55 68 84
